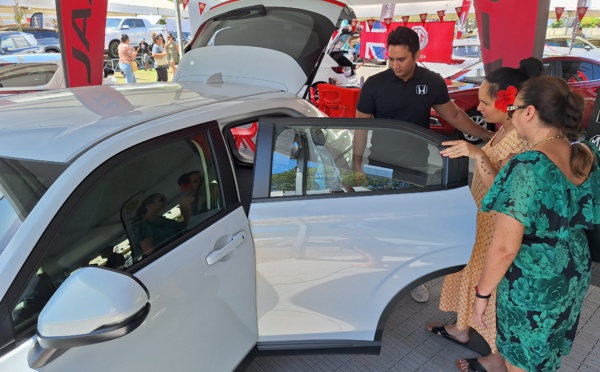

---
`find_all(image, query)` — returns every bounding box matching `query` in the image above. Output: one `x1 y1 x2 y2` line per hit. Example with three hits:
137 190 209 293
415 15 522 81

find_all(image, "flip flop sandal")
428 325 469 346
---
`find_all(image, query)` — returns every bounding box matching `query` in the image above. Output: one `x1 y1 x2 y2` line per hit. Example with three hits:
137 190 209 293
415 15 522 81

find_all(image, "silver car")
0 1 475 371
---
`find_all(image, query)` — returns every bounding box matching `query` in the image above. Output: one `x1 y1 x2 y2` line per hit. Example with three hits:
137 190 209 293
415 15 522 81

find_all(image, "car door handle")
206 231 246 266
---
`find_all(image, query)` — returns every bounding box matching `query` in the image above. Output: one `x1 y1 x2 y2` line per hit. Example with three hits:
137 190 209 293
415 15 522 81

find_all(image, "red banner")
199 2 206 15
56 0 108 87
366 18 376 32
455 6 463 18
383 18 393 31
437 10 445 22
359 21 454 64
351 19 358 33
475 0 547 73
577 6 588 22
183 0 190 10
419 13 428 26
555 7 565 22
456 0 472 39
401 16 410 26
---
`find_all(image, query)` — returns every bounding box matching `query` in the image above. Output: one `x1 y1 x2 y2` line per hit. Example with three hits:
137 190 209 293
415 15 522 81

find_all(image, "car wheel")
459 109 489 144
108 41 120 59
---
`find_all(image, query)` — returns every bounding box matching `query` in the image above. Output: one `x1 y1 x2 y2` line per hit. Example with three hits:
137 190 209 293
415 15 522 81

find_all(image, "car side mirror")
585 45 592 51
27 267 150 368
121 25 130 30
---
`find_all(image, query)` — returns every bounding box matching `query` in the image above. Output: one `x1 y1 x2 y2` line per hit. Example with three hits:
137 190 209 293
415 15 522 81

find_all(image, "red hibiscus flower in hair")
179 182 193 192
494 85 517 113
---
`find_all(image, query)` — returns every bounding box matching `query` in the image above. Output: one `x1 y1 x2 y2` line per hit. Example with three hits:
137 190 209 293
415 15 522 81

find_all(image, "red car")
430 55 600 143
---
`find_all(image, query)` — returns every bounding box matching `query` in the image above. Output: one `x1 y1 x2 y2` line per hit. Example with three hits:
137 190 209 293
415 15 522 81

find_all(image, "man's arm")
352 110 372 172
433 101 493 142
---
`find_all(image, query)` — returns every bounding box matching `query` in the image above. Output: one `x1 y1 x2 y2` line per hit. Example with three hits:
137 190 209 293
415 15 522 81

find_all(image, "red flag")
401 16 410 26
55 0 107 87
199 2 206 15
351 19 358 33
366 18 376 32
437 10 445 22
384 18 393 31
577 6 588 22
456 0 472 39
555 7 565 22
419 13 428 26
182 0 190 10
455 6 463 18
359 21 454 63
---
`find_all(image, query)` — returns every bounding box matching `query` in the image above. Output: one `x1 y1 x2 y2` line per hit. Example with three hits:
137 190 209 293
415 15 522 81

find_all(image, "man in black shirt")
353 27 492 303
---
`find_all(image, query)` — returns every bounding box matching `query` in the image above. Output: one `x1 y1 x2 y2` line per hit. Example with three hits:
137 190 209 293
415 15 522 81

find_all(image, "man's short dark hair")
387 26 420 56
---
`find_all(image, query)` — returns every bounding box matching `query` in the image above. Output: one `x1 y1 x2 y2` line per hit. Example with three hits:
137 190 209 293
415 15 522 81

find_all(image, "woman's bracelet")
475 286 491 300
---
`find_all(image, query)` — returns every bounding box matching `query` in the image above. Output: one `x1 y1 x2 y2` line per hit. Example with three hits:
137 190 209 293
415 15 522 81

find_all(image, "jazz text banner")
359 21 454 63
56 0 108 87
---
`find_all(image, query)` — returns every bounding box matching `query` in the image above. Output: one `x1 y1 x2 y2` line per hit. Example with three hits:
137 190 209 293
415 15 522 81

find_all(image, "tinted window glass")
270 125 443 197
12 36 30 48
10 131 222 334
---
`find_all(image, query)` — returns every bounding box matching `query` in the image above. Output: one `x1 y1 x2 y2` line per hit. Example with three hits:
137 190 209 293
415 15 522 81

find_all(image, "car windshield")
106 19 121 29
0 158 65 255
454 62 486 84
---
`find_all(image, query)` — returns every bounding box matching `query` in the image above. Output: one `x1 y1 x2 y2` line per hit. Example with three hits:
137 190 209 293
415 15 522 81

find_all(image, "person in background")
152 34 169 82
577 25 587 39
475 76 600 371
353 26 493 303
137 37 151 71
165 34 180 75
117 34 137 84
427 57 543 372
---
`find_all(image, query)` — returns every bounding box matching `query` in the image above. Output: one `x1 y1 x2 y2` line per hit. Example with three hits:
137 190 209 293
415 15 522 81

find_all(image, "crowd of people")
355 26 600 372
116 32 180 83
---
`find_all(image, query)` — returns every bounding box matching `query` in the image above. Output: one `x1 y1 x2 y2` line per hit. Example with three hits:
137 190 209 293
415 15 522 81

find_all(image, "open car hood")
175 0 355 94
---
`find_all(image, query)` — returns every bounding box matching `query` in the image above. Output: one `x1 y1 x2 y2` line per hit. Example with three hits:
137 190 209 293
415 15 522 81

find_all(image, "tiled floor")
244 262 600 371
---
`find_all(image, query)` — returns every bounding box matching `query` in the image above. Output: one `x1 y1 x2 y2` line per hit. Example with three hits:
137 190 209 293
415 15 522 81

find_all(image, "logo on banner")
199 2 206 15
437 10 445 22
182 0 189 10
416 85 428 95
401 16 409 26
555 7 565 22
455 6 463 18
384 18 393 31
413 26 429 50
577 6 588 22
419 13 428 26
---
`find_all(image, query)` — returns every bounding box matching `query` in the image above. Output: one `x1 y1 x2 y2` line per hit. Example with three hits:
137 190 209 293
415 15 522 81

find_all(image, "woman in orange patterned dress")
426 58 543 372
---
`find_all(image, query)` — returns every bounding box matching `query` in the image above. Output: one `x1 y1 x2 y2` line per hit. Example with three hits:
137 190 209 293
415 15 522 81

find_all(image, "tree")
580 17 599 29
550 19 565 29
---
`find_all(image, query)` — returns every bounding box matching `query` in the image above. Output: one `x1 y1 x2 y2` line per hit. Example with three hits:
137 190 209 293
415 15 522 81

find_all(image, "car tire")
108 41 120 59
459 109 489 144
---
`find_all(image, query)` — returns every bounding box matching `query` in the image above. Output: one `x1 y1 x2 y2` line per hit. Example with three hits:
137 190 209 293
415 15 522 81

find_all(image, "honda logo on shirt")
416 85 428 94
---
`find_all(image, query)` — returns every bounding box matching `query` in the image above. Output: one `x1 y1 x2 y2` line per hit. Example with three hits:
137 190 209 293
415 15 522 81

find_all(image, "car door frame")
0 120 257 370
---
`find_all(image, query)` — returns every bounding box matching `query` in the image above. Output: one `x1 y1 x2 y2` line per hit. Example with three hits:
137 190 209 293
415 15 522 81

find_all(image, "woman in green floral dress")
473 76 600 372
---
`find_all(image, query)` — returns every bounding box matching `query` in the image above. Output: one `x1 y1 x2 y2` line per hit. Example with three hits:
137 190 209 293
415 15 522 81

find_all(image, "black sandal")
428 325 469 346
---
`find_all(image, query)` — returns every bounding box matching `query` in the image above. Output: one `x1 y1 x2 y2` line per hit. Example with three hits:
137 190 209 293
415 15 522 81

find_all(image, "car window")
573 39 588 49
560 60 590 82
134 19 146 28
1 36 15 50
0 63 58 87
579 62 594 81
269 125 443 197
10 131 222 335
40 30 57 39
124 19 135 28
12 36 30 48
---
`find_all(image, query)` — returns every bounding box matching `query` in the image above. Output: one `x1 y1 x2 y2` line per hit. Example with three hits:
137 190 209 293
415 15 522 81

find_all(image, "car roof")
0 82 280 163
0 53 62 64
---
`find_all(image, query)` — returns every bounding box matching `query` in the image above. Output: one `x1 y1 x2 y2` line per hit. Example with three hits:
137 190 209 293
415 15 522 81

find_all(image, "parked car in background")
544 35 600 58
105 17 167 58
0 31 44 55
0 1 476 370
0 27 60 53
0 54 64 95
430 55 600 143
